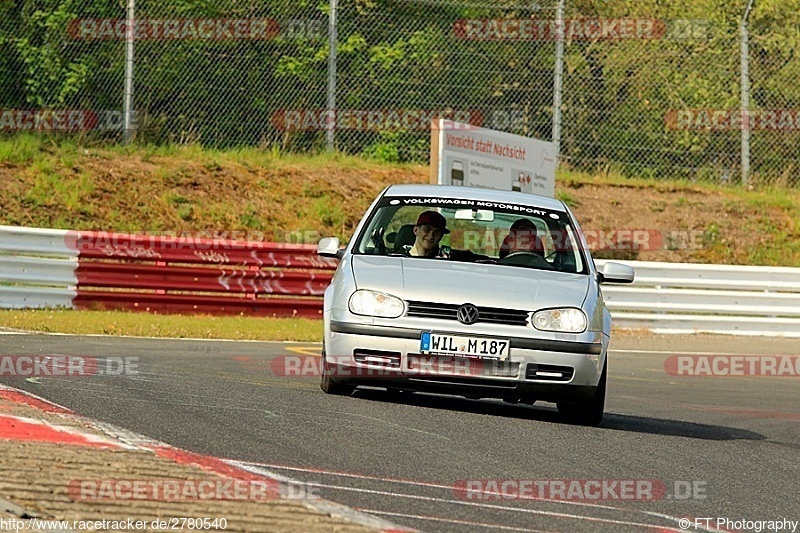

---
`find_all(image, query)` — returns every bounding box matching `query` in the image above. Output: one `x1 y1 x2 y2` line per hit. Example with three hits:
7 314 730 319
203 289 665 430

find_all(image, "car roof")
383 184 567 211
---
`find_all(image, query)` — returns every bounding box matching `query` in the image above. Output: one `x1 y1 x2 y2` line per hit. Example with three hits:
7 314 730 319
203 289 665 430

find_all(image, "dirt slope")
1 148 798 265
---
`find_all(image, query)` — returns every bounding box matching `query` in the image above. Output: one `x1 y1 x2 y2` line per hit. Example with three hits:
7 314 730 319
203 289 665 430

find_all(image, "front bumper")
325 321 606 402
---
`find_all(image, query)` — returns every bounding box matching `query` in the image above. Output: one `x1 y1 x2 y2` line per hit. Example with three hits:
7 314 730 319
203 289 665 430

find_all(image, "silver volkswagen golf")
317 184 634 425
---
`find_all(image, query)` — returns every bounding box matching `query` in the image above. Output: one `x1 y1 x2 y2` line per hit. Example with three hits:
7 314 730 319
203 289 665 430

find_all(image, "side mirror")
598 262 635 284
317 237 344 259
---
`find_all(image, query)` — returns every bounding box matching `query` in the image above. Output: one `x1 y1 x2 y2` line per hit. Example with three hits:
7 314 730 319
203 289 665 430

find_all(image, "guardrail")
2 226 799 335
595 259 800 337
0 226 336 318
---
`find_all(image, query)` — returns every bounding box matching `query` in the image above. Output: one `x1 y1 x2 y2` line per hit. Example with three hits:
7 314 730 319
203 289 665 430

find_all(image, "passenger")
409 211 450 258
499 219 544 259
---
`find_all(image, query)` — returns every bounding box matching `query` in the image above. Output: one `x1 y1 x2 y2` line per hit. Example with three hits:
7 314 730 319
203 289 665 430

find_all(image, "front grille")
525 363 574 382
406 301 529 326
353 349 401 368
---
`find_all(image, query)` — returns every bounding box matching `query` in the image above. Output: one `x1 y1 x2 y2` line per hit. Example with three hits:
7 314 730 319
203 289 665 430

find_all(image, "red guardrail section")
71 231 338 317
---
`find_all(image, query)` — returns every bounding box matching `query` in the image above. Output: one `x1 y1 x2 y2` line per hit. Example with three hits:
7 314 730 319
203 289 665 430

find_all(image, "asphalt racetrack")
1 333 798 532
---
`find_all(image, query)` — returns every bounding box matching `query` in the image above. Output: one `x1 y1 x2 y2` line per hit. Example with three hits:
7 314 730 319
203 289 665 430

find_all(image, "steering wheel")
497 251 553 269
370 226 386 255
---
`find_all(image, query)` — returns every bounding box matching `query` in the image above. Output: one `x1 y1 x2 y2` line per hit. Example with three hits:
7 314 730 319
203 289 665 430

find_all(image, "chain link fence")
1 0 799 185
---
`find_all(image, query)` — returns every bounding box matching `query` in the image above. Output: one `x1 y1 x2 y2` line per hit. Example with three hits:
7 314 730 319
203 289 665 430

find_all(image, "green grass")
557 166 735 193
730 187 800 266
22 163 95 217
555 190 580 207
0 133 423 172
0 309 322 341
120 141 424 173
0 134 54 165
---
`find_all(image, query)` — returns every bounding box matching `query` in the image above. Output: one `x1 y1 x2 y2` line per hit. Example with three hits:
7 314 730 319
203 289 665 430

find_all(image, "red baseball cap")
415 211 450 234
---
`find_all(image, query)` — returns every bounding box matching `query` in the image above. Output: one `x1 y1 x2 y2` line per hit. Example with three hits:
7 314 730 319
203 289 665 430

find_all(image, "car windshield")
353 195 587 274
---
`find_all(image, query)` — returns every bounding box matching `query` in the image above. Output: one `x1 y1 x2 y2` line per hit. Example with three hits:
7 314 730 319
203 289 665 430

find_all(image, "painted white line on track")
357 510 549 532
232 460 650 512
282 479 691 531
230 460 723 532
228 460 413 532
230 460 459 492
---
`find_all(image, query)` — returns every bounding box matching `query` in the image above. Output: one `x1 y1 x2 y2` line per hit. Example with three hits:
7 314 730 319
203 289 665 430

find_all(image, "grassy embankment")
1 135 798 340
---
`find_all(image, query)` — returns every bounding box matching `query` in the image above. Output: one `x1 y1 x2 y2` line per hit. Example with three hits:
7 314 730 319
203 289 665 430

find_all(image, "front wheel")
557 361 606 426
320 347 355 396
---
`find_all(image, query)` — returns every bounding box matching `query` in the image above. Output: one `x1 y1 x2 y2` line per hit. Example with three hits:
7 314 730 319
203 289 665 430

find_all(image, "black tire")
557 361 606 426
320 347 355 396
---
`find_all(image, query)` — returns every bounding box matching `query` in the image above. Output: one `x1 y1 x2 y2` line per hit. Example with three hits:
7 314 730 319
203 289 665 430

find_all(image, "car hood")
350 256 590 310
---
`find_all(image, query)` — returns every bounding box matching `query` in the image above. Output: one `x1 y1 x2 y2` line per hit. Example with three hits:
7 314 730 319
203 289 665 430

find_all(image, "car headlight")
532 308 587 333
349 290 404 318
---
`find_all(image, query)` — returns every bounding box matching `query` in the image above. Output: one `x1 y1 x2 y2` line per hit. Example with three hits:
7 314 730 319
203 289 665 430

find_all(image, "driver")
499 218 544 259
409 211 450 258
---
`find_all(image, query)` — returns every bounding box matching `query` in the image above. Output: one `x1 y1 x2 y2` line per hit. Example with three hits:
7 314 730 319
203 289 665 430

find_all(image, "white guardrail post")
0 226 78 309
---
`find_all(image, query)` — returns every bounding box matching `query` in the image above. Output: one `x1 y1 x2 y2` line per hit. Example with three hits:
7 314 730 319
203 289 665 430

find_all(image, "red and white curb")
0 384 413 532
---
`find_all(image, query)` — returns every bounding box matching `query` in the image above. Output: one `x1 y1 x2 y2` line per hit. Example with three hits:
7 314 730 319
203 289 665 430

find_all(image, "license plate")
420 332 510 360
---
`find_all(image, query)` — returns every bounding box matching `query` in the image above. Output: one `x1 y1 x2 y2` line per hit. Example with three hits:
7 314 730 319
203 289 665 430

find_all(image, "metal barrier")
0 226 336 318
2 226 800 335
595 260 800 337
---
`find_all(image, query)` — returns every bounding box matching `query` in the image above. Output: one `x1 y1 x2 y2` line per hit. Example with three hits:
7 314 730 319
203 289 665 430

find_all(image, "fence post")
123 0 136 144
740 0 754 186
326 0 338 151
551 0 565 164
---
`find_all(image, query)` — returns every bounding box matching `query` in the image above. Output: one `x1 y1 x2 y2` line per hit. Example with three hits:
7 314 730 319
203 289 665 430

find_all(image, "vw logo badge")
457 304 480 325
